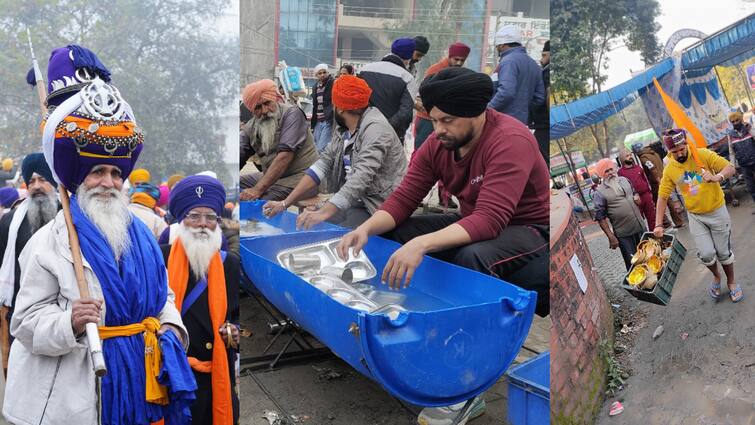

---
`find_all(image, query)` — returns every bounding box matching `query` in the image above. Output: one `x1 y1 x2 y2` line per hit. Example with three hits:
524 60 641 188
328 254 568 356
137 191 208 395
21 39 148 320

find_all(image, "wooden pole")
26 32 107 376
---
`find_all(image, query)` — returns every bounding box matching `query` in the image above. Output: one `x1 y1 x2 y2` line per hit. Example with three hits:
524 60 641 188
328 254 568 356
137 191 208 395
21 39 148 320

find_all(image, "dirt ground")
239 290 550 425
592 198 755 425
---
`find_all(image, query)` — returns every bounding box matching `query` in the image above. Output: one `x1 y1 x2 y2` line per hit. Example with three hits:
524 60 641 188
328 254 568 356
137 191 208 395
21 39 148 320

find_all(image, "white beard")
177 223 222 279
605 176 621 196
26 191 58 232
255 107 282 154
76 185 132 259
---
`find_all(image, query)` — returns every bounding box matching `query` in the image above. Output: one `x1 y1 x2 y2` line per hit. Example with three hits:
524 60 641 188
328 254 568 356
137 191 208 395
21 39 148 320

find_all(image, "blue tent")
550 13 755 140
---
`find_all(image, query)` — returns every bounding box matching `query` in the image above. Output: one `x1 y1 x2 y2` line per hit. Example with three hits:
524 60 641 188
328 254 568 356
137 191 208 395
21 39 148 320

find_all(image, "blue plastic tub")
506 351 550 425
239 200 341 238
240 206 538 406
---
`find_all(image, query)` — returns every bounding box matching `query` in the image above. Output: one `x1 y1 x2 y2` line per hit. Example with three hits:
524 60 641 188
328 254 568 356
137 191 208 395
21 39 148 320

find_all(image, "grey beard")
605 177 621 196
177 223 222 278
26 191 58 232
76 185 132 260
255 107 282 154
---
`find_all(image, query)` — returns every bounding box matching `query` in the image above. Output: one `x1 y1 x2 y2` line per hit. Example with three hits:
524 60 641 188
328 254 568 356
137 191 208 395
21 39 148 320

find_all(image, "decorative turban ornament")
331 75 373 111
168 175 226 223
41 45 143 193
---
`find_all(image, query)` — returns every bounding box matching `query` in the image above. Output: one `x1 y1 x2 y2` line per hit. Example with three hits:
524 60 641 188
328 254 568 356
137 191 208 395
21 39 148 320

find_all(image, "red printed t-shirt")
380 109 549 242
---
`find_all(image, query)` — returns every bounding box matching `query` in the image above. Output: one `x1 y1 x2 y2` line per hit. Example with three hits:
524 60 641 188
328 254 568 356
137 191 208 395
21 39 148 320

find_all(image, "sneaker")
417 396 486 425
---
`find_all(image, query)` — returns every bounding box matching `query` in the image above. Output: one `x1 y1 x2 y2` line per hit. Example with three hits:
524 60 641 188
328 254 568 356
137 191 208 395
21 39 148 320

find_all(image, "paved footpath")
588 201 755 425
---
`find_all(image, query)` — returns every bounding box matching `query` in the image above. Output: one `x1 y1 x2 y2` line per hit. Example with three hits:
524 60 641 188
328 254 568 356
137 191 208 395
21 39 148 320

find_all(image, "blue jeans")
313 121 333 153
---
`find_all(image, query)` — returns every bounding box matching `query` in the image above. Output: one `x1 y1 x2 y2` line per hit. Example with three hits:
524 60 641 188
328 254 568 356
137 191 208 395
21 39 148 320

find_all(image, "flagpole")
26 32 107 377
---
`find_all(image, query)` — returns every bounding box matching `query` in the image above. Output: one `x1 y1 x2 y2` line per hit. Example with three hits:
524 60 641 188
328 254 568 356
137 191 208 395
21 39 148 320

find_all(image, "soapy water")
240 219 284 237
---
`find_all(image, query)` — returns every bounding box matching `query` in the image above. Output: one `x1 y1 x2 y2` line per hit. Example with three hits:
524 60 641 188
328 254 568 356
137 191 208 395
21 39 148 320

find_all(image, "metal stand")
240 270 333 372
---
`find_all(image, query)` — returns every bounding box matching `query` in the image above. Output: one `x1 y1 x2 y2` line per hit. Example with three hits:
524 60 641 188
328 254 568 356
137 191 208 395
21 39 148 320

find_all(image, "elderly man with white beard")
3 45 196 425
593 158 648 271
239 79 319 202
161 174 240 425
0 153 60 372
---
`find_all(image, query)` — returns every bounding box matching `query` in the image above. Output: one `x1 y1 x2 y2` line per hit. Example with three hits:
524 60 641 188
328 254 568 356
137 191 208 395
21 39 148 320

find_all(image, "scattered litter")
263 410 281 425
652 325 664 340
240 327 253 338
680 332 689 341
291 415 311 423
313 366 343 382
611 304 621 309
718 333 726 337
609 401 624 416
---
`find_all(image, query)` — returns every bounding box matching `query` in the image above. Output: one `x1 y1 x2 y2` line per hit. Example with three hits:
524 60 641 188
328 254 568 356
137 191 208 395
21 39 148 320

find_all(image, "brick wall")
551 194 614 424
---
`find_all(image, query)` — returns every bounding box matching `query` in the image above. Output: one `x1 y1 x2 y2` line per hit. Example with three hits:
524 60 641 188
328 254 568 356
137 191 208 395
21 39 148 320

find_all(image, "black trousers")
533 128 549 164
617 232 643 271
384 214 550 316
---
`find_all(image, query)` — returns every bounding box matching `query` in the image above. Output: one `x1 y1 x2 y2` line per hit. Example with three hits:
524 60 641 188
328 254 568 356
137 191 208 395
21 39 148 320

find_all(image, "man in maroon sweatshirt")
337 67 549 314
617 149 655 229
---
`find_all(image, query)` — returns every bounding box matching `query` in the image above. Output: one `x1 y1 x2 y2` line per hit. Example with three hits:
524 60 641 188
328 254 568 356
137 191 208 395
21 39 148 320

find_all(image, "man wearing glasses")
727 111 755 211
162 174 240 424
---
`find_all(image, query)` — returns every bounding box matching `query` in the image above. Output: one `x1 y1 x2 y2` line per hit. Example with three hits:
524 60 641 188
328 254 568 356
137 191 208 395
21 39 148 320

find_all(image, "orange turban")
242 79 281 111
332 75 372 111
131 191 156 209
595 158 616 177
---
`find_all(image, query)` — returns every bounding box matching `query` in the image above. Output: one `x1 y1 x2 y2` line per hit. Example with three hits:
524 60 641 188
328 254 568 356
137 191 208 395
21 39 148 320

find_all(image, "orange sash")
167 240 232 425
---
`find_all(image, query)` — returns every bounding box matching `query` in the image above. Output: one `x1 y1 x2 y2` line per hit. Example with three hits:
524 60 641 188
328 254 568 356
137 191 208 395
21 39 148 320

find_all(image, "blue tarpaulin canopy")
681 13 755 78
550 13 755 140
550 58 674 139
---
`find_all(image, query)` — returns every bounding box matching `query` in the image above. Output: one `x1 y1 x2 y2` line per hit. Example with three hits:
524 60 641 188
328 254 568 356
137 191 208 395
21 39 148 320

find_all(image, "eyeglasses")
185 212 220 223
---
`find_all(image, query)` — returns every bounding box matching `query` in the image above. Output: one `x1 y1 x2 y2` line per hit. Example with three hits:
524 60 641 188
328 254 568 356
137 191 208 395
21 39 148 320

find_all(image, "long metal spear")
26 30 107 377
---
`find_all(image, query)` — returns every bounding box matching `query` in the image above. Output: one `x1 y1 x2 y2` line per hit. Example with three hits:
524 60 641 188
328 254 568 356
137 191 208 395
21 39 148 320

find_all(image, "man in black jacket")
311 63 334 153
358 37 416 144
529 40 549 162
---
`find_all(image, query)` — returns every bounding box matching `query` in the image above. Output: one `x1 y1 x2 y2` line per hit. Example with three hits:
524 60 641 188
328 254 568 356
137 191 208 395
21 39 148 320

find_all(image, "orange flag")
652 78 707 148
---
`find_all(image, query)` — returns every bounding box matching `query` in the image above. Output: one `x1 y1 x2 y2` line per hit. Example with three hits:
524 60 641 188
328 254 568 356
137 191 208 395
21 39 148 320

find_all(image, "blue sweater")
488 46 545 125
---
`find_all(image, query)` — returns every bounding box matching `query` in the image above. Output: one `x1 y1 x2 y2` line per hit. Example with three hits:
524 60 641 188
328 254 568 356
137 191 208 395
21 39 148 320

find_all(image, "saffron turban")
242 79 281 111
129 168 150 185
131 182 160 209
332 75 372 111
167 174 185 189
419 67 493 118
595 158 616 177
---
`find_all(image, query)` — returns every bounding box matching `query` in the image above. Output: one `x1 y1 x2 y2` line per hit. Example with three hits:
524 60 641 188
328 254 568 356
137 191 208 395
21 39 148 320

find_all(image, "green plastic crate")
621 232 687 305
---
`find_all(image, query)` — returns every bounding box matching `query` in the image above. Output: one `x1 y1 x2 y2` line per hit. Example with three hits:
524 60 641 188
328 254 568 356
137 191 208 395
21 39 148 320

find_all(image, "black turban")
414 36 430 54
22 153 57 188
419 67 494 118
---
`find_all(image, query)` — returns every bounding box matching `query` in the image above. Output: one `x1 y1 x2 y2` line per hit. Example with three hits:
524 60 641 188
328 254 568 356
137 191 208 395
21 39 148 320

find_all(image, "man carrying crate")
653 129 743 302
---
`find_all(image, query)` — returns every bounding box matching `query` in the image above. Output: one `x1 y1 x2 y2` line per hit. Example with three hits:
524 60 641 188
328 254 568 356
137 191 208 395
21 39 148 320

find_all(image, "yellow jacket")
658 148 730 214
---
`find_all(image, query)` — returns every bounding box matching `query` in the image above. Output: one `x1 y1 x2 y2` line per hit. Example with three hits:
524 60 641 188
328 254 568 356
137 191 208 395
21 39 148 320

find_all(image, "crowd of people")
0 45 240 424
240 29 550 424
589 117 752 303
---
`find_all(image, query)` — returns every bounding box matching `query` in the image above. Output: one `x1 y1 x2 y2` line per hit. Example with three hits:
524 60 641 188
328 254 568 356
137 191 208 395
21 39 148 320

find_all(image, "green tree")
551 0 661 157
0 0 238 185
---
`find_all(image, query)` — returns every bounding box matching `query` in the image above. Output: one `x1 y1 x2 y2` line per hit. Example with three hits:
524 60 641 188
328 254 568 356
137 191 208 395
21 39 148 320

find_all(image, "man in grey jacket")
262 75 407 229
488 25 545 125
